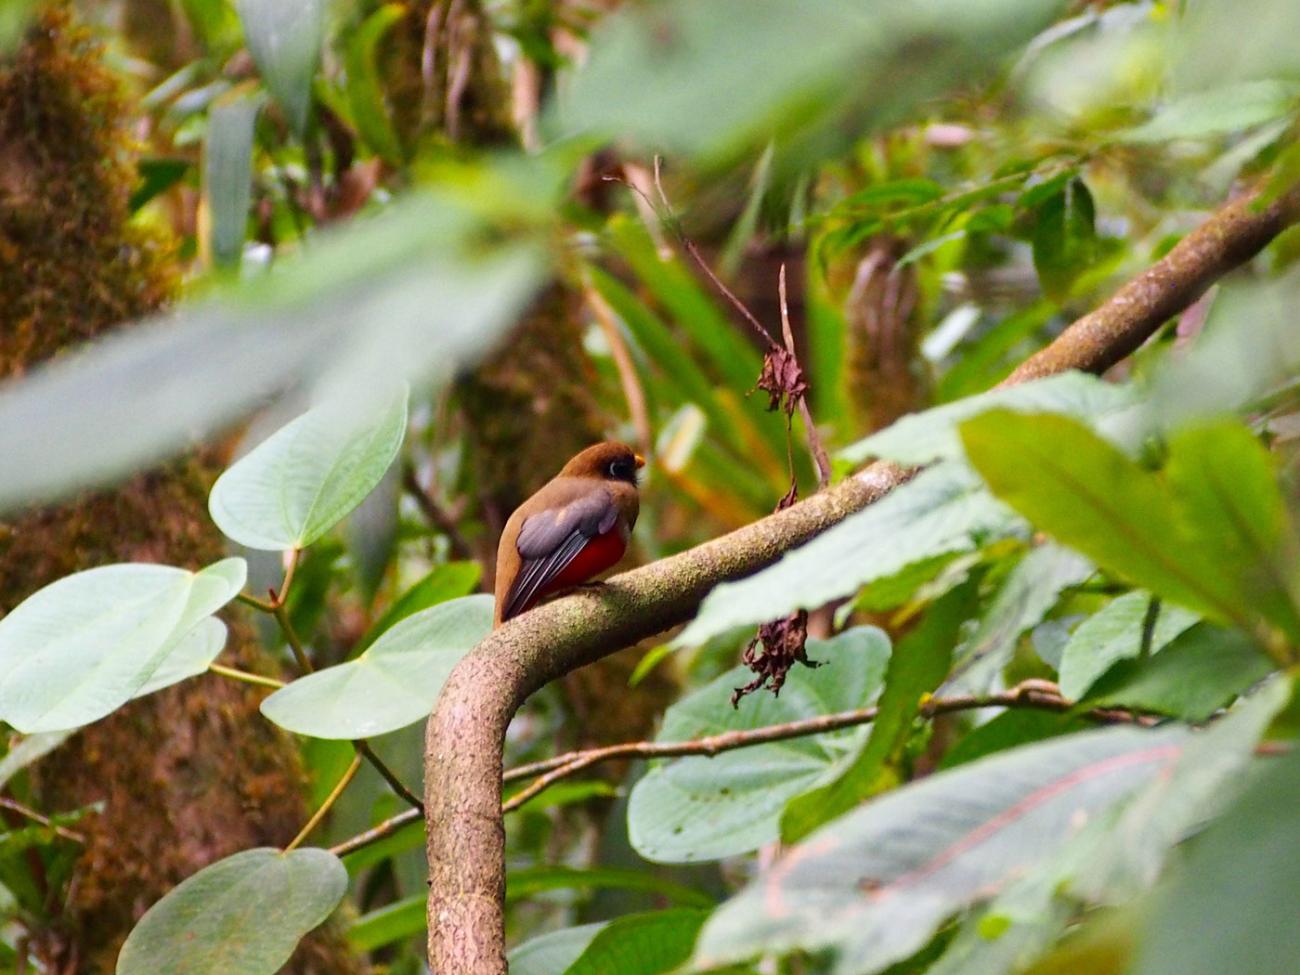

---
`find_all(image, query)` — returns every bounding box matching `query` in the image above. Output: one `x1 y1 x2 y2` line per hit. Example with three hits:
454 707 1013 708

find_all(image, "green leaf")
564 909 709 975
628 627 891 863
0 558 246 733
136 616 229 697
0 181 546 514
0 731 74 792
1058 591 1200 700
354 561 483 652
116 847 346 975
0 0 36 55
204 89 261 268
781 579 979 843
678 463 1019 648
693 725 1190 974
931 680 1289 975
1080 623 1274 721
959 411 1254 632
1119 80 1300 143
1134 739 1300 975
1032 178 1097 302
946 543 1093 694
509 923 606 975
260 594 493 738
557 0 1062 167
209 386 408 551
840 371 1134 467
130 157 191 213
938 710 1091 770
234 0 325 134
345 4 407 164
1163 420 1300 641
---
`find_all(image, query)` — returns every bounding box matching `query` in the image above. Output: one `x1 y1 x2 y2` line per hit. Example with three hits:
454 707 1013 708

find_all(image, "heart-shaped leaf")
209 386 408 551
629 627 891 863
260 594 493 738
0 558 246 733
116 847 347 975
136 617 229 697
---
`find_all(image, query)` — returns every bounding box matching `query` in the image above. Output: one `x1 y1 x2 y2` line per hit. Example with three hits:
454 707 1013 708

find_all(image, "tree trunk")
0 7 364 973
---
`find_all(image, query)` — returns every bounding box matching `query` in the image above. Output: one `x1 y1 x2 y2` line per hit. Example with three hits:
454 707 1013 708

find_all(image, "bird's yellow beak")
634 454 646 469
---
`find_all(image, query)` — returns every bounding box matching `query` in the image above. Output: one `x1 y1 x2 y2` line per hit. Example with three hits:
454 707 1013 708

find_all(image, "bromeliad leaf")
209 386 408 551
693 725 1189 975
204 89 261 268
0 558 245 733
677 463 1020 647
116 847 347 975
628 627 890 863
234 0 326 134
259 594 493 738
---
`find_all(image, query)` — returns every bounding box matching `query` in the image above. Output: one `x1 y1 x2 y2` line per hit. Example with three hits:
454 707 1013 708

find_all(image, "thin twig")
0 797 85 844
330 806 422 859
237 547 300 613
285 753 362 852
780 264 832 489
274 603 314 675
207 662 286 690
586 282 653 457
354 740 424 812
401 464 478 564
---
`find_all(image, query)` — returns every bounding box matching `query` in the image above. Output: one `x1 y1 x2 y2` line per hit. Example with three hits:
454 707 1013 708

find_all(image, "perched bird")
494 442 643 627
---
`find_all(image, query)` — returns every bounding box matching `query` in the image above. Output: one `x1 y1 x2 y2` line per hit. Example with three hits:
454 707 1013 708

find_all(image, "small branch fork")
423 180 1300 974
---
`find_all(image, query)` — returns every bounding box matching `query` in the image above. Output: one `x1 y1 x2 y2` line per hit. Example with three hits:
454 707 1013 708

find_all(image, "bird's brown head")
559 441 645 485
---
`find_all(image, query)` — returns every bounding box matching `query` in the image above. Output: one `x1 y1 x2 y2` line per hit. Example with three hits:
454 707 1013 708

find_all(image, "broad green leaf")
564 909 709 975
347 867 712 951
130 157 191 213
354 561 483 652
260 594 493 738
0 180 547 515
557 0 1062 167
781 579 979 843
1120 80 1300 143
234 0 325 134
932 681 1289 975
840 371 1133 466
204 89 260 268
1032 178 1097 302
945 543 1093 693
0 0 36 54
209 386 408 551
1058 592 1200 700
1080 623 1274 721
116 847 346 975
960 411 1252 631
1163 421 1300 641
678 463 1020 647
136 617 228 697
938 710 1090 770
629 627 891 863
693 725 1189 975
509 923 606 975
345 4 406 164
0 558 246 733
1134 742 1300 975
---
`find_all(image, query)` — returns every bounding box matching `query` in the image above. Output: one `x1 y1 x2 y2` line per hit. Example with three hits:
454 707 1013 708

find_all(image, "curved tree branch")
423 181 1300 973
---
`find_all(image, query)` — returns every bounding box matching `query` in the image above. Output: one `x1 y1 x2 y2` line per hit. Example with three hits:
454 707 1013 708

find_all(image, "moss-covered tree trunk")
0 8 364 973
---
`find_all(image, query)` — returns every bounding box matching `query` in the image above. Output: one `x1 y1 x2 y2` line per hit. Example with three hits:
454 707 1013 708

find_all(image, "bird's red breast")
494 442 642 627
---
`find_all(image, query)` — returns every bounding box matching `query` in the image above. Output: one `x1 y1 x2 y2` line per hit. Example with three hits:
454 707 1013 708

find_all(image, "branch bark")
423 181 1300 973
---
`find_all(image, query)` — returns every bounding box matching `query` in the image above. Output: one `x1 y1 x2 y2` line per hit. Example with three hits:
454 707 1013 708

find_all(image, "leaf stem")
207 663 286 689
0 797 86 844
285 753 362 853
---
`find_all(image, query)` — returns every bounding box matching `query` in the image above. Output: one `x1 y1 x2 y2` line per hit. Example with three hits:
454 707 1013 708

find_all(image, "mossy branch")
422 181 1300 974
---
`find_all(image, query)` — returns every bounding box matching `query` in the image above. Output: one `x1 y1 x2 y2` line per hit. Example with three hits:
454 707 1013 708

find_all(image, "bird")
494 441 643 627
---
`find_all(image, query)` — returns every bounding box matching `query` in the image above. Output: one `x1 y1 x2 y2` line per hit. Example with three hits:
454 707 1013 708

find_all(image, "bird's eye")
607 458 633 480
